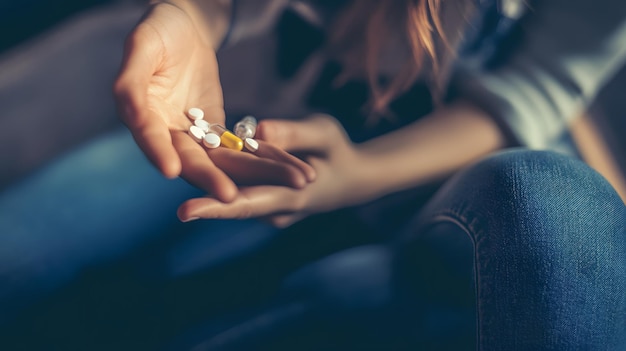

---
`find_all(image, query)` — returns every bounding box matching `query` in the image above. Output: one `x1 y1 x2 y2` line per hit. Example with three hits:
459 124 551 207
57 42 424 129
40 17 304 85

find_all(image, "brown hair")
329 0 452 124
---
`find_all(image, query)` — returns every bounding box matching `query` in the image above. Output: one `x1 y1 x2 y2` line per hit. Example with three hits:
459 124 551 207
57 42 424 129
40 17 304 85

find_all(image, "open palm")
115 3 314 202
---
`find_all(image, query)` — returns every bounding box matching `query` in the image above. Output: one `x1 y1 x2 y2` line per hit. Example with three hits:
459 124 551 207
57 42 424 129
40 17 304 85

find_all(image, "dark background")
0 0 115 52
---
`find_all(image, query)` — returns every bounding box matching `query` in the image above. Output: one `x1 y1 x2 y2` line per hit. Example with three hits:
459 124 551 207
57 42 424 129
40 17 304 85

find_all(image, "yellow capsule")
210 124 243 151
220 131 244 151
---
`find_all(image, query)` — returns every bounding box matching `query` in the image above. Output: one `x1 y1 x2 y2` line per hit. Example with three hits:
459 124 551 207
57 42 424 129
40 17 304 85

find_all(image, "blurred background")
0 0 143 189
0 0 115 52
0 0 624 199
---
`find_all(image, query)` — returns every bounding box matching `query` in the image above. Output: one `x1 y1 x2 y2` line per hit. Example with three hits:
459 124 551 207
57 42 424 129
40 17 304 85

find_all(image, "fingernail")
182 217 200 223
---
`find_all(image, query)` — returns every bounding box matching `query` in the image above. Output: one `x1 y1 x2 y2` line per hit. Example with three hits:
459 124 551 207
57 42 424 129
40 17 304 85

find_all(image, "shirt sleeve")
450 0 626 150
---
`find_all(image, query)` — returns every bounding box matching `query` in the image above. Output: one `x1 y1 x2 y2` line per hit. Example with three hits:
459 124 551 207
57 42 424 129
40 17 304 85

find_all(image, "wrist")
154 0 232 50
354 135 431 200
350 144 394 203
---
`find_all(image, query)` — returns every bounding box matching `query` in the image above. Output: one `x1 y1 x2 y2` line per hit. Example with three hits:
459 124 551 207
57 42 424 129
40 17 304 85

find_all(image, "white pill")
203 133 221 149
187 107 205 120
194 119 211 133
188 125 206 142
244 138 259 152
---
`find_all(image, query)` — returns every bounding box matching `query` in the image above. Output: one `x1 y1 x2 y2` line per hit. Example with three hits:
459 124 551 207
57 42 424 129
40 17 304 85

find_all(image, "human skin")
114 1 315 203
116 0 506 225
178 103 505 227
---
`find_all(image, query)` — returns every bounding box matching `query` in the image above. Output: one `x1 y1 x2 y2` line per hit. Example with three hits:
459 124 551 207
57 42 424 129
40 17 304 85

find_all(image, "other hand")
177 114 377 227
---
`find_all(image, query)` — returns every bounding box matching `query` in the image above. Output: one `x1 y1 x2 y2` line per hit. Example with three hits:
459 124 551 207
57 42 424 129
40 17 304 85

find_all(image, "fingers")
208 147 309 188
256 115 346 154
171 131 238 202
131 118 183 178
252 140 316 182
177 186 302 222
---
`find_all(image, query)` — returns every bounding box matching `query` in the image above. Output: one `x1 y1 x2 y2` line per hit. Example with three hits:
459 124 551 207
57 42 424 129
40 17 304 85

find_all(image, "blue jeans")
1 129 625 350
396 149 626 350
172 151 626 350
0 128 283 349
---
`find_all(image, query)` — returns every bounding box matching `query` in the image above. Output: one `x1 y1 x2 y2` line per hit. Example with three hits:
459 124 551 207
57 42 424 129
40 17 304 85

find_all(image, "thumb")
256 114 346 154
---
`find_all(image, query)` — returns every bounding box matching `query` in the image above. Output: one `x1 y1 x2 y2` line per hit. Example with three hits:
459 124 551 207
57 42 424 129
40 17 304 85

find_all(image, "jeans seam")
421 210 482 351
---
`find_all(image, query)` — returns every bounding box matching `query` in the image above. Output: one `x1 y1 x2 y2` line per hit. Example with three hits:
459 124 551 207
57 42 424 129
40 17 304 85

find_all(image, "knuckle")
257 120 279 143
123 28 143 51
237 202 255 219
312 114 346 141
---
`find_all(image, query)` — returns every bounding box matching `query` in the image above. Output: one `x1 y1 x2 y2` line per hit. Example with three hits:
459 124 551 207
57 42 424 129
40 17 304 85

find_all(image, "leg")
167 149 626 350
397 149 626 350
0 128 197 322
0 128 278 349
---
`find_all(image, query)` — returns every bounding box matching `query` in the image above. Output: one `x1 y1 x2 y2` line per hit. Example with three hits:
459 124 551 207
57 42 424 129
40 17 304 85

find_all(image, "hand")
114 2 313 202
177 114 377 227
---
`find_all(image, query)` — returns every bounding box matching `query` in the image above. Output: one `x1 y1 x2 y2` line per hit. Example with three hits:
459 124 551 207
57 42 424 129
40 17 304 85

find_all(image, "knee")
475 149 612 196
466 149 623 275
426 149 625 269
448 150 626 347
461 149 623 229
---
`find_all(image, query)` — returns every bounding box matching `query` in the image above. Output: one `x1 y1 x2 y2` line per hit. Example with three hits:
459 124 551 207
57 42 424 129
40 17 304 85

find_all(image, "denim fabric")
399 149 626 350
0 128 281 349
180 150 625 350
1 130 624 350
0 128 383 350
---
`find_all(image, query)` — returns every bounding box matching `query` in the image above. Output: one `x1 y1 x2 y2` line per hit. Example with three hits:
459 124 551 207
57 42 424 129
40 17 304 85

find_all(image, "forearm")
153 0 232 50
357 100 506 198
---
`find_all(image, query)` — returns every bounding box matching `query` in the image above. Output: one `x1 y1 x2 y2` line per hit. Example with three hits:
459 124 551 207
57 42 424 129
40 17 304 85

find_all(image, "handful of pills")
186 108 258 152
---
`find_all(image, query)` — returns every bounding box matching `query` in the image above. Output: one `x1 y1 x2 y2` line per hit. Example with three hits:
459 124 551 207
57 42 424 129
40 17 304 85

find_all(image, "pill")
194 119 211 133
188 125 205 142
203 133 221 149
209 124 244 151
244 138 259 152
187 107 204 120
234 115 257 139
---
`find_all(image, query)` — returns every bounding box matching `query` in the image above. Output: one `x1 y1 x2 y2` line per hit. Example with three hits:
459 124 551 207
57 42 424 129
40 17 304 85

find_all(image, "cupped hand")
177 114 377 227
114 3 313 202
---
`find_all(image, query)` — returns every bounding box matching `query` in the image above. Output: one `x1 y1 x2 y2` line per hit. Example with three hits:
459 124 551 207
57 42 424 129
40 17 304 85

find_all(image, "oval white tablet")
188 125 205 142
187 107 204 120
194 119 211 133
203 133 221 149
244 138 259 152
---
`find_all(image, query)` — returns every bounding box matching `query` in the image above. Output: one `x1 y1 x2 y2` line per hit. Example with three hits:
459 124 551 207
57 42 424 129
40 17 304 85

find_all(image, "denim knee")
413 149 626 350
423 149 624 242
459 149 623 247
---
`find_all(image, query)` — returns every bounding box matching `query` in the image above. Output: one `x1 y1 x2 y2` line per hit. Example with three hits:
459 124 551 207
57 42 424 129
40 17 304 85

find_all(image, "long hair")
329 0 454 124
